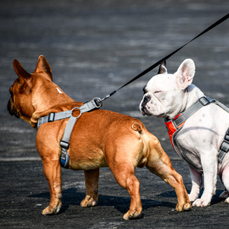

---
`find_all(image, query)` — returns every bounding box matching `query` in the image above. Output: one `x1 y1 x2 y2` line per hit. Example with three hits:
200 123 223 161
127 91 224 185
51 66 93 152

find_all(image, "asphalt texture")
0 1 229 228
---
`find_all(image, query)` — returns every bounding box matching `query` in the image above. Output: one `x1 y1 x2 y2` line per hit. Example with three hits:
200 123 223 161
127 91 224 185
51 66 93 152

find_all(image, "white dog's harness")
164 96 229 168
37 98 102 168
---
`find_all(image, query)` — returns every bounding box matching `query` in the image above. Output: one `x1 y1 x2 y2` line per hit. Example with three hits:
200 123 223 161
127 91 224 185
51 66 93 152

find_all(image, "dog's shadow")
29 188 195 215
30 188 225 216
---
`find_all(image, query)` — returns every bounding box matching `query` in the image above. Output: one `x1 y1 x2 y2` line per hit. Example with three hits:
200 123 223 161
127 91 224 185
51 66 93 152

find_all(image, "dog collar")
164 113 184 149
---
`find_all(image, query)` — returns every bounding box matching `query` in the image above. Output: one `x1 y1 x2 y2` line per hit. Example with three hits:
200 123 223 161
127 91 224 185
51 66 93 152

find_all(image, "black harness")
37 98 102 168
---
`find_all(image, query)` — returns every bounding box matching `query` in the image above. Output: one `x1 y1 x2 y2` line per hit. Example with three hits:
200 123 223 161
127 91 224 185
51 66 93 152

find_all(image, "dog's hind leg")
104 134 144 219
220 166 229 203
81 168 99 207
109 162 142 220
145 136 191 211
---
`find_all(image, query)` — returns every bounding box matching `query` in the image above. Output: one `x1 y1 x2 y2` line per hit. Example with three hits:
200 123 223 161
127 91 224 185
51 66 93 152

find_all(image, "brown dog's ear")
13 59 31 85
34 55 53 81
157 60 167 74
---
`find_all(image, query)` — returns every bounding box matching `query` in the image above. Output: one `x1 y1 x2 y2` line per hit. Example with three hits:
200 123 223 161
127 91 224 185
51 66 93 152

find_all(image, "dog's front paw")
176 202 192 211
192 198 210 207
123 209 142 220
42 200 62 215
81 195 97 207
188 193 198 202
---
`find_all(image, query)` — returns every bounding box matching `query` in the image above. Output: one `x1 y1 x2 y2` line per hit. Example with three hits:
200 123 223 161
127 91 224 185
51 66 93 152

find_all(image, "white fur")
56 87 63 94
140 59 229 207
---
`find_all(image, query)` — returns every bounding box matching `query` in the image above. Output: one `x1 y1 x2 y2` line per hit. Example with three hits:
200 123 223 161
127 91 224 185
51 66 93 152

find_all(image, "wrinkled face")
7 78 33 123
8 79 20 118
8 55 54 125
139 73 184 119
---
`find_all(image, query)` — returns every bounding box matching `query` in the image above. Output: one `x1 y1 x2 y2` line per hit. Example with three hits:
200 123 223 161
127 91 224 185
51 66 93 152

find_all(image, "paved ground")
0 0 229 228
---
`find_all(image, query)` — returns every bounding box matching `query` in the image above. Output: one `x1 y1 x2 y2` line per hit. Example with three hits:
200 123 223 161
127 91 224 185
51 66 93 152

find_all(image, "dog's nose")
142 95 151 106
141 95 151 115
7 99 13 115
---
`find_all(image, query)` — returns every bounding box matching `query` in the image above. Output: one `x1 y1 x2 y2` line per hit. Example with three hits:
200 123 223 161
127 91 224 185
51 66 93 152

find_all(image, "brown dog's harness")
164 96 229 167
37 98 102 168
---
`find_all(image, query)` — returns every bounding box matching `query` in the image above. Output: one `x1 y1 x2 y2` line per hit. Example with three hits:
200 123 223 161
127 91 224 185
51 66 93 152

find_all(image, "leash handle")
100 13 229 100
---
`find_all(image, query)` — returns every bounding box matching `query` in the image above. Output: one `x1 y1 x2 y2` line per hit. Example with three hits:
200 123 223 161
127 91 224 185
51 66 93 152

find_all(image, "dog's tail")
131 122 143 134
131 121 150 168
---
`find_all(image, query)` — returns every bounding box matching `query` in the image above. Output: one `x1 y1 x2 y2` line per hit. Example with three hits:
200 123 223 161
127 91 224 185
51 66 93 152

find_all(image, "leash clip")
99 91 116 103
82 97 103 113
99 94 110 103
93 97 103 107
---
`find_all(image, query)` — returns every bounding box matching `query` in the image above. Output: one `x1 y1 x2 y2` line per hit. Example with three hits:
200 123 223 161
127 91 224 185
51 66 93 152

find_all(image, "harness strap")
165 97 215 172
173 97 215 127
37 97 102 168
59 111 80 168
37 111 72 129
37 97 101 129
165 96 229 164
218 128 229 163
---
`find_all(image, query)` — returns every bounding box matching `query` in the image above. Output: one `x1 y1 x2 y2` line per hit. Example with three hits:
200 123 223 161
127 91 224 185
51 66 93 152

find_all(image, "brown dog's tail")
131 122 143 134
131 121 149 168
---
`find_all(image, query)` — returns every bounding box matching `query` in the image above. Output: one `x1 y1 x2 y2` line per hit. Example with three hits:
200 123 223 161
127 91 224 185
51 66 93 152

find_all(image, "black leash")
98 13 229 103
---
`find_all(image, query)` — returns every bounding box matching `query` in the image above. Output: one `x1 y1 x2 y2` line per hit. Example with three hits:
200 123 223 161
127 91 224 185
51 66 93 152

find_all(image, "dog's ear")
175 59 195 90
34 55 53 81
157 60 167 74
13 59 32 86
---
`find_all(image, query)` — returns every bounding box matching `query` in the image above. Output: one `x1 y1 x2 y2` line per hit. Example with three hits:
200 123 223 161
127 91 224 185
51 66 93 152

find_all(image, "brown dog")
7 55 191 220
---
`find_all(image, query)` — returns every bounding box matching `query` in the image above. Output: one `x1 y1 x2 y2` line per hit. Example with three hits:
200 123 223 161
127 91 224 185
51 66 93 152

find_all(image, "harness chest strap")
37 97 102 168
164 96 229 164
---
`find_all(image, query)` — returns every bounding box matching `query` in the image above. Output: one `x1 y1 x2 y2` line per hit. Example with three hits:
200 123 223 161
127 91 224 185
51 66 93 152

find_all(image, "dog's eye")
143 85 147 94
154 90 161 94
16 78 22 86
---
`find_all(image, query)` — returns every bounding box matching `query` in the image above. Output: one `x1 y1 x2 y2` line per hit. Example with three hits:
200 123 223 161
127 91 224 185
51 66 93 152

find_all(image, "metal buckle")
60 148 69 168
225 128 229 141
220 140 229 152
48 112 55 122
71 107 82 118
60 140 69 149
218 128 229 163
93 97 103 108
199 97 210 106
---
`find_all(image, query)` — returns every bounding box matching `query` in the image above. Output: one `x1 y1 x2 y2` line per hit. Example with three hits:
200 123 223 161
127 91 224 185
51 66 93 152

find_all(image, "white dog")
140 59 229 207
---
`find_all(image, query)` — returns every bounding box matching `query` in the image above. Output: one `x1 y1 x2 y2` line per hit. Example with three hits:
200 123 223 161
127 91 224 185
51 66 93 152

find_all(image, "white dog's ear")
157 60 167 74
175 59 195 90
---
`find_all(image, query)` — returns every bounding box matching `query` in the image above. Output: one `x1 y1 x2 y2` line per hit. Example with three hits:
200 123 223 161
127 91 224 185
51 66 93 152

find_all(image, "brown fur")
7 55 191 220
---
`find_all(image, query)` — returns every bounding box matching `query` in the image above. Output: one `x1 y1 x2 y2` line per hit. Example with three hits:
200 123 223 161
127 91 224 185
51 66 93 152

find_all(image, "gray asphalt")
0 1 229 228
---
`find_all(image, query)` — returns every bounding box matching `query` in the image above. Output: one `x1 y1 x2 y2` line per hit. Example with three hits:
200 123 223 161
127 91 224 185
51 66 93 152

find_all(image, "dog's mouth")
141 101 166 117
7 99 20 118
141 95 153 116
141 106 152 116
155 112 166 118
